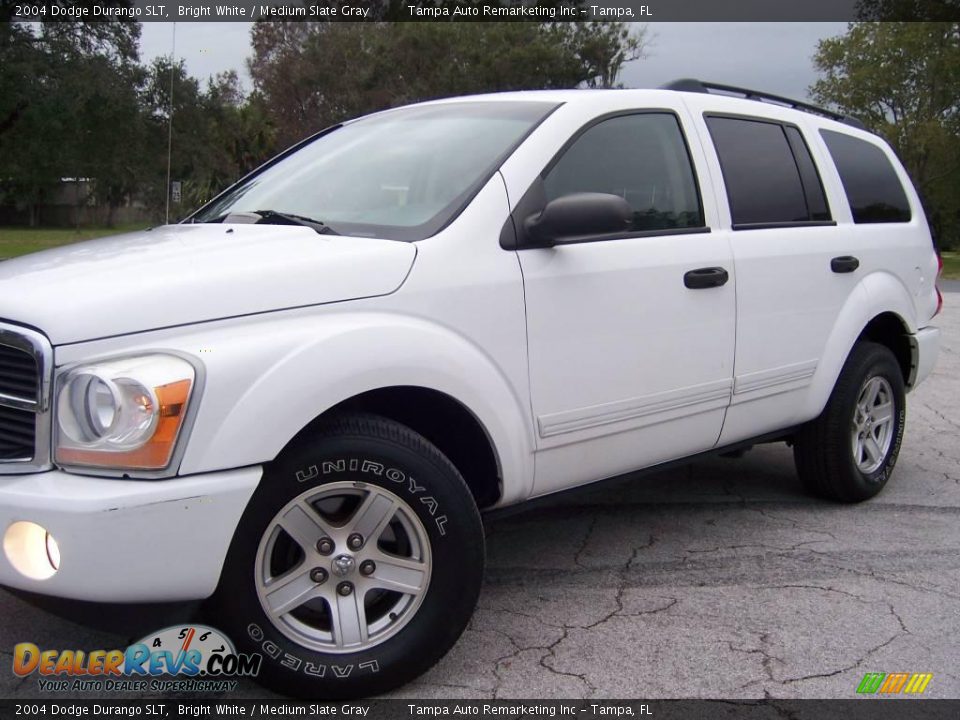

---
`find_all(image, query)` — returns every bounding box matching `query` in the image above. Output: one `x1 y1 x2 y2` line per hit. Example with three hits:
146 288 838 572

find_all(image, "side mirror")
523 192 632 247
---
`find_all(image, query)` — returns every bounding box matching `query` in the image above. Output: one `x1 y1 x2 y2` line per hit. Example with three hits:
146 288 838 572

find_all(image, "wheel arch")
281 386 504 509
179 312 535 506
801 276 918 421
856 312 913 388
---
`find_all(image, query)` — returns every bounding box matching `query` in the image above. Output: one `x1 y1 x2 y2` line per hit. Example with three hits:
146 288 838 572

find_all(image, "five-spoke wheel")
851 375 896 474
255 483 432 653
209 413 485 698
795 341 905 502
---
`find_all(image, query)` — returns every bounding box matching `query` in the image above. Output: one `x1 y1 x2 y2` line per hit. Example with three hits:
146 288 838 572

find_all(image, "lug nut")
359 560 376 576
347 533 364 550
337 582 353 597
310 568 328 584
316 538 334 555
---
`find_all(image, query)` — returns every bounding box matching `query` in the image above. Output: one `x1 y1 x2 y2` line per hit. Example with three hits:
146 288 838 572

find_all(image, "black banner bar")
6 0 960 23
1 700 959 719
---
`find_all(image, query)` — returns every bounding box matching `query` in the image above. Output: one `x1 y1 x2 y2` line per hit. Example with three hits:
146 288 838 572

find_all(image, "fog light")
3 522 60 580
45 532 60 571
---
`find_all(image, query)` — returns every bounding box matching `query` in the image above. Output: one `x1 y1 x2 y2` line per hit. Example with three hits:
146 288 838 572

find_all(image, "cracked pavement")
1 293 958 700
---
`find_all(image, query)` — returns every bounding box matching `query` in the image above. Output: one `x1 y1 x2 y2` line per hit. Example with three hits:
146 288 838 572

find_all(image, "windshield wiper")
253 210 338 235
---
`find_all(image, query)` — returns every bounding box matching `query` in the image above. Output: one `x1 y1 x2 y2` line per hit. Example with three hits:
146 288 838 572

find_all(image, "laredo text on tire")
210 413 486 698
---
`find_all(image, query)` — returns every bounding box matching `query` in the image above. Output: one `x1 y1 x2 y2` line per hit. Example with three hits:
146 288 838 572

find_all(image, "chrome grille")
0 405 35 460
0 323 53 472
0 343 39 399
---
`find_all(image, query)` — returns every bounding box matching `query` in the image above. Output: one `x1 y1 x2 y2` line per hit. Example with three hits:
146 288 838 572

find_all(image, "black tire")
207 412 485 698
794 341 906 503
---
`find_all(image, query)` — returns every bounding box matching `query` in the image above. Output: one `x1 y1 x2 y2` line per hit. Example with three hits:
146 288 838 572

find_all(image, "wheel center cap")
332 554 355 577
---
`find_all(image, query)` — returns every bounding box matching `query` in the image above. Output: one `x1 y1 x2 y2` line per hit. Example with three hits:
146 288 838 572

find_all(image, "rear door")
689 109 860 445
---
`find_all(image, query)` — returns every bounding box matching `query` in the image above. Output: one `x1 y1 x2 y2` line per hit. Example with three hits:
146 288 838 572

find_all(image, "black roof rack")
661 78 868 132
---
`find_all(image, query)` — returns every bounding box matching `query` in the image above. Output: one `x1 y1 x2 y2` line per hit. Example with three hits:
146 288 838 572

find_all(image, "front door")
515 110 737 496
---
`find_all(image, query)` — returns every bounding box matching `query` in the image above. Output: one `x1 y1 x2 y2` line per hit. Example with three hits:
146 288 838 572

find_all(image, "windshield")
191 101 558 241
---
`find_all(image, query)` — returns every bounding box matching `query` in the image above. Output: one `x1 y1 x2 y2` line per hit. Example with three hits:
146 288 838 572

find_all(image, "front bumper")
0 467 260 602
909 325 940 391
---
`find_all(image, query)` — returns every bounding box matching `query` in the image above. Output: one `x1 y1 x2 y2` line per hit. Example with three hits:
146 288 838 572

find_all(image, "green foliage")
0 20 277 224
0 20 145 225
941 251 960 278
249 21 647 149
1 19 644 226
811 22 960 248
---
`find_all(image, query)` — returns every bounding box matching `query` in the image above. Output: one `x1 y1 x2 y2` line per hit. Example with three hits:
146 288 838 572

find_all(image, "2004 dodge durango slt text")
0 81 942 698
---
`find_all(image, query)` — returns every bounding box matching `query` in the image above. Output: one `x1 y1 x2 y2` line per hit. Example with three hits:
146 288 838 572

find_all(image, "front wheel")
209 413 485 698
794 341 906 503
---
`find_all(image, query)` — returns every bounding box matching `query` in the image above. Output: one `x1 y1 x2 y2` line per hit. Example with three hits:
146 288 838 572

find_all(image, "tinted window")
707 116 810 226
784 126 831 221
543 113 704 232
820 130 911 223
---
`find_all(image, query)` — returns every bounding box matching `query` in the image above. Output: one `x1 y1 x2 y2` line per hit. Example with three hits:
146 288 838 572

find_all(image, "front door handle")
831 255 860 273
684 267 729 289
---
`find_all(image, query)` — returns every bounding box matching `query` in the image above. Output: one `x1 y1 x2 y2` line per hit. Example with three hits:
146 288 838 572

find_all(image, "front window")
192 101 557 241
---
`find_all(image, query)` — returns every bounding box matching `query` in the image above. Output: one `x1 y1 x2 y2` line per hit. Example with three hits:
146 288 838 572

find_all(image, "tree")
139 61 278 220
249 21 648 150
811 22 960 248
0 18 143 226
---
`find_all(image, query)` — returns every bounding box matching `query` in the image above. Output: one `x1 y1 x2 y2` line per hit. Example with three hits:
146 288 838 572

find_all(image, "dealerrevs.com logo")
12 625 261 693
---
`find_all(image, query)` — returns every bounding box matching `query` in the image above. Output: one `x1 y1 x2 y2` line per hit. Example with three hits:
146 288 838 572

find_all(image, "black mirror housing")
523 192 631 247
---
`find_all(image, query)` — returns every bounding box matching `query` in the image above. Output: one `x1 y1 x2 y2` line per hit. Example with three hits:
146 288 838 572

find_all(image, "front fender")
176 311 536 504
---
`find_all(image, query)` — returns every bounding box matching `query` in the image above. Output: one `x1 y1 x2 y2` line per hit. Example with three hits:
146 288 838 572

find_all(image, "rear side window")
543 113 705 232
706 116 831 228
820 130 911 223
784 127 830 221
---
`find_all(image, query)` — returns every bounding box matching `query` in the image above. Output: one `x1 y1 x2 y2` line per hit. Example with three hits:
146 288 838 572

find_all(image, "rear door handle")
831 255 860 273
684 267 729 289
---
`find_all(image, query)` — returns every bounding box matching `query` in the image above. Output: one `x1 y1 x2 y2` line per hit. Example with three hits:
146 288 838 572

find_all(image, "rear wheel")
794 342 905 503
209 413 485 698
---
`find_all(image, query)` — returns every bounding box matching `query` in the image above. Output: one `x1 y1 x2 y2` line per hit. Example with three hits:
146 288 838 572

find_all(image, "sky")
139 22 850 102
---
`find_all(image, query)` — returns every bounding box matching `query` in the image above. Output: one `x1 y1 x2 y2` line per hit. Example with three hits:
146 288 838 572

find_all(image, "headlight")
55 354 197 471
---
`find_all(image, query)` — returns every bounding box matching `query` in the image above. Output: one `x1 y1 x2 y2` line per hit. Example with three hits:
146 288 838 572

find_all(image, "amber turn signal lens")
57 379 192 470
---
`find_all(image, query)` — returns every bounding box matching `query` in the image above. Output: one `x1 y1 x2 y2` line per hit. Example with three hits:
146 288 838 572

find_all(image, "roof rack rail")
661 78 868 131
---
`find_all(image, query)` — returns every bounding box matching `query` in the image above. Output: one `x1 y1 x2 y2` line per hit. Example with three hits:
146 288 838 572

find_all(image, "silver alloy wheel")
255 482 432 654
851 375 896 474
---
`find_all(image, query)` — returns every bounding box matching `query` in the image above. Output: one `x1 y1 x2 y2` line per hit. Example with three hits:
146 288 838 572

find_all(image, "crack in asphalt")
572 516 600 570
748 506 841 544
780 593 910 686
486 543 960 594
487 534 679 696
730 632 785 691
536 537 673 695
918 402 960 432
730 584 883 693
487 622 594 698
538 627 597 696
817 561 960 602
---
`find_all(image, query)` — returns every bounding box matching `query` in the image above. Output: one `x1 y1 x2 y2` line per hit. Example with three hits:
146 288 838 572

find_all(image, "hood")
0 224 416 345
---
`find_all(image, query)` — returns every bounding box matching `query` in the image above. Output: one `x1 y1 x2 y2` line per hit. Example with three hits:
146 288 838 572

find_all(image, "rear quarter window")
820 130 911 224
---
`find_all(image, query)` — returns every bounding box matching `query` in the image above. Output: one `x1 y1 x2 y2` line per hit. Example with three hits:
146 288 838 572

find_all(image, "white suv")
0 81 942 697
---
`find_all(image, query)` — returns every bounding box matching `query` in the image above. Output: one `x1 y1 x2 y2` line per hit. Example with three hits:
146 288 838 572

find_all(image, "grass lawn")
941 251 960 280
0 224 150 259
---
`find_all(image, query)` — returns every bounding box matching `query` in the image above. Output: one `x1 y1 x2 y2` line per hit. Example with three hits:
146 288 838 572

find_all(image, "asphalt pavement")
1 293 958 701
